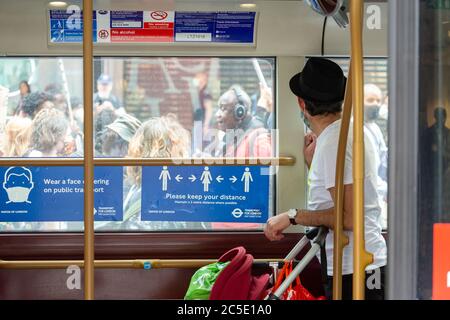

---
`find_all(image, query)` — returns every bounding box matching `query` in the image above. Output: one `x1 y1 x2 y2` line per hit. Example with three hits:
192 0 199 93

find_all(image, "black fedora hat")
289 57 347 104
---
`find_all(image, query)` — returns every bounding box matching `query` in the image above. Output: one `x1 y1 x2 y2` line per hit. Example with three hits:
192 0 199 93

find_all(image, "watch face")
289 209 296 218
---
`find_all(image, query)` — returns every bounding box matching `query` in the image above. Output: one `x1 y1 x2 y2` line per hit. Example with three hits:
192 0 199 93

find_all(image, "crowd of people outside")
0 69 275 231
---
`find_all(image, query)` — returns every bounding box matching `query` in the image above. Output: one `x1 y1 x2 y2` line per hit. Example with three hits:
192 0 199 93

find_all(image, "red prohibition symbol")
151 11 168 20
98 29 109 39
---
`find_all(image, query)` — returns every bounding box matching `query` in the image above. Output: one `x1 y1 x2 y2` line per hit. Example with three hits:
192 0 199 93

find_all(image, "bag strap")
273 261 289 290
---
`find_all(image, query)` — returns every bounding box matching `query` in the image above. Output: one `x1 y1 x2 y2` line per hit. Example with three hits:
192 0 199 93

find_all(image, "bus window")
0 57 276 232
416 2 449 299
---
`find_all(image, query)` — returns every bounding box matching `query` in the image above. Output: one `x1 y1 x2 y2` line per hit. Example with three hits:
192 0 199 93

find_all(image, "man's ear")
297 97 306 112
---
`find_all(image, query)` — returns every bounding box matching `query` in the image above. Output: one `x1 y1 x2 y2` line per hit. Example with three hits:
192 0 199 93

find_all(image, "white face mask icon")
6 187 32 203
3 167 34 204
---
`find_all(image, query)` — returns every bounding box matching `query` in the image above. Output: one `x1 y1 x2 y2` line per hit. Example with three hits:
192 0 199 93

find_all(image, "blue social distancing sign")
0 166 122 222
141 166 269 223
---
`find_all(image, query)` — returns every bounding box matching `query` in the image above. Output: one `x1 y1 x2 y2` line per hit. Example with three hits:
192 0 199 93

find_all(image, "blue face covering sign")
0 166 122 222
141 166 269 223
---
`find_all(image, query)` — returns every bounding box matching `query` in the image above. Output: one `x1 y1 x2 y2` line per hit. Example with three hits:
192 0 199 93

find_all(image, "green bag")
184 261 229 300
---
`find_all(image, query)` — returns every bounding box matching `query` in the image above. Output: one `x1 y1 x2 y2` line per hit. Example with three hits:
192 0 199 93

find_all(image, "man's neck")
311 113 341 137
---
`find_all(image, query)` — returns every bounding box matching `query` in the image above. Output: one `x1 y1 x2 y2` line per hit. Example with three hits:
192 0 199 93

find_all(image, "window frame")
0 55 292 263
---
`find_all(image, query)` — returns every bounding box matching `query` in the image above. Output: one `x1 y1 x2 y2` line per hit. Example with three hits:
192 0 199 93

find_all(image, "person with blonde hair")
3 116 32 156
164 113 191 158
24 108 71 157
97 115 207 231
126 116 187 186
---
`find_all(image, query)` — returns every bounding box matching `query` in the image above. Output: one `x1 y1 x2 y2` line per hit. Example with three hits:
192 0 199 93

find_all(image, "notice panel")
49 9 97 43
0 166 123 222
141 166 269 223
49 10 256 45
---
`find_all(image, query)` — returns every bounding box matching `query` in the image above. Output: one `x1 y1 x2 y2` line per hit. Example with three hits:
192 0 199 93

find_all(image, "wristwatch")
287 209 298 225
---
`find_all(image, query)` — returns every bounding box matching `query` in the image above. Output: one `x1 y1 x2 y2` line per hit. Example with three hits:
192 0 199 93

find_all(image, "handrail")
0 157 295 167
0 258 284 269
332 64 352 300
83 0 94 300
93 157 295 166
350 0 374 300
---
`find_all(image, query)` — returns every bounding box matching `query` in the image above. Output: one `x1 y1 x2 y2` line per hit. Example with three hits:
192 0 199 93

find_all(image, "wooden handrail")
0 157 295 167
82 0 94 300
350 0 374 300
0 258 285 270
333 65 352 300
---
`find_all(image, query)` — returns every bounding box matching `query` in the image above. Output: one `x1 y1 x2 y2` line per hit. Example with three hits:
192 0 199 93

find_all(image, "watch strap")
289 209 298 225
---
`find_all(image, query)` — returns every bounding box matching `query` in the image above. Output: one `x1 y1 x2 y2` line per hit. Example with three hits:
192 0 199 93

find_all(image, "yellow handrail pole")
332 64 352 300
350 0 373 300
83 0 94 300
0 259 285 269
0 157 296 167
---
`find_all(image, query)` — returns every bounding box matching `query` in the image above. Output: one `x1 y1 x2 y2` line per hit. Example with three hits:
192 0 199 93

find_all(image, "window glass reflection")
0 57 276 232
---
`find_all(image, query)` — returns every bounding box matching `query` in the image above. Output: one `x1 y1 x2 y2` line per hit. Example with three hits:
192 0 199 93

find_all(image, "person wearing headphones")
206 84 272 158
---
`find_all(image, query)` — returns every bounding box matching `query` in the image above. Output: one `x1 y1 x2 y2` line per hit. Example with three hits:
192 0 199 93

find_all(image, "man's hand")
304 132 317 169
264 212 291 241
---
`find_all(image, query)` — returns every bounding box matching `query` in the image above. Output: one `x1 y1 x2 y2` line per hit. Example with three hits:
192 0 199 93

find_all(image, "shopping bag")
184 261 229 300
271 261 326 300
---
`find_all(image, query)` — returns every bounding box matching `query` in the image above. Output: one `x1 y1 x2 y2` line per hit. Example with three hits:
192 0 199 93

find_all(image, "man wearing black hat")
264 57 387 300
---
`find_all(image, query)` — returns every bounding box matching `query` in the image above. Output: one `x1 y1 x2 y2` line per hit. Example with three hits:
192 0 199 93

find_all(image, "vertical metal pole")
83 0 95 300
350 0 373 300
387 0 419 300
333 65 352 300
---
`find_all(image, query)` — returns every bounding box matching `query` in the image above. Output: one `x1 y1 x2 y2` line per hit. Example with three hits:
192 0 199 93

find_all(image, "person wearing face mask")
364 84 388 230
264 58 387 300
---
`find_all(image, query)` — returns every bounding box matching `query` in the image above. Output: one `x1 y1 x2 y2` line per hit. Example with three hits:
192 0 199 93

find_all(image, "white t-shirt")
307 119 387 276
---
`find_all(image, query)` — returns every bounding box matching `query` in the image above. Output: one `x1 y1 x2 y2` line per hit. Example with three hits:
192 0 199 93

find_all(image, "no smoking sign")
150 11 168 21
